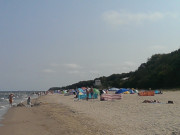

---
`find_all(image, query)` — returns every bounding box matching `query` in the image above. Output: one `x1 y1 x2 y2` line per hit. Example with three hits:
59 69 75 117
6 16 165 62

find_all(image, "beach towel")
138 91 155 96
101 94 122 101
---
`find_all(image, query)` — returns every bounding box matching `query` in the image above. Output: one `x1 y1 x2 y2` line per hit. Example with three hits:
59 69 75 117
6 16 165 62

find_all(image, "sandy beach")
0 91 180 135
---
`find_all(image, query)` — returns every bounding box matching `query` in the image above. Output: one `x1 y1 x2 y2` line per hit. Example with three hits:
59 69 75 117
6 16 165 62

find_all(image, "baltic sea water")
0 91 39 126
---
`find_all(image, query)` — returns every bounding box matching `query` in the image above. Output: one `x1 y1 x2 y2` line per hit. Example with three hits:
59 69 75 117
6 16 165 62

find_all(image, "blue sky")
0 0 180 90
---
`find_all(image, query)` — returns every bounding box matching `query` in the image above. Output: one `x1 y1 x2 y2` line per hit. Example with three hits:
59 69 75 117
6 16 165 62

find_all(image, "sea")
0 91 40 126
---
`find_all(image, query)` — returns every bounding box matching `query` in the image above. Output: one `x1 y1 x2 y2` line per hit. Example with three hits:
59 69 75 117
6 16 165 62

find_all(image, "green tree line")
49 48 180 90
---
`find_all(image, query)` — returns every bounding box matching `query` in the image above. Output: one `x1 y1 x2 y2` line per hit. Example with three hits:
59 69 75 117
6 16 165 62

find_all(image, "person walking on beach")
9 93 14 107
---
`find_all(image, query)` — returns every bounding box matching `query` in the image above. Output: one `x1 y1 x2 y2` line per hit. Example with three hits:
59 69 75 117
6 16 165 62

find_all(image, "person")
99 89 104 96
75 89 79 98
153 100 160 103
73 89 76 95
90 87 94 99
9 93 14 107
142 100 153 103
99 89 104 101
27 97 31 106
142 99 160 103
105 89 108 94
86 88 89 101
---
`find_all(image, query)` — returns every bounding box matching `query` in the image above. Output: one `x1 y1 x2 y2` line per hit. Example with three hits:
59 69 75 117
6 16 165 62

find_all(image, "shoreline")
0 91 39 125
0 91 180 135
0 95 38 124
0 95 113 135
0 106 9 126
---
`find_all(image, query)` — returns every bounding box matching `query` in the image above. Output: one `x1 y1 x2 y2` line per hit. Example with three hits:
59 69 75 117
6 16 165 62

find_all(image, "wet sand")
0 91 180 135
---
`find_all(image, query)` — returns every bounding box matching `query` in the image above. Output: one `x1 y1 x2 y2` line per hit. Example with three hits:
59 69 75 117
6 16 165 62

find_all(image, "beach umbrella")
129 89 135 94
93 88 100 95
115 88 129 94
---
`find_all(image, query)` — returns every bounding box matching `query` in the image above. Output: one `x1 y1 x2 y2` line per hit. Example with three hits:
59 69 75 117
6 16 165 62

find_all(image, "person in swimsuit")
9 93 14 107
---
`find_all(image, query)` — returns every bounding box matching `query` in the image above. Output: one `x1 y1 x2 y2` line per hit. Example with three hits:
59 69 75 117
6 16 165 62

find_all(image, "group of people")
73 87 109 101
8 93 31 107
86 87 94 101
74 87 99 101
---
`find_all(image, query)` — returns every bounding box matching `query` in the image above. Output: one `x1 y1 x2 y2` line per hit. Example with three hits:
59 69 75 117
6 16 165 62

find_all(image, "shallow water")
0 91 40 125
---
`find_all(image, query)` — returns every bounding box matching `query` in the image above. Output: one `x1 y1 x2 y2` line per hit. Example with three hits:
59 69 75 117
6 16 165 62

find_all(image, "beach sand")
0 91 180 135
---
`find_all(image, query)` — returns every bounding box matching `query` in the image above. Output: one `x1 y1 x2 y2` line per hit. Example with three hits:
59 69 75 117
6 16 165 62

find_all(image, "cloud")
42 69 56 73
102 11 178 26
50 63 61 67
64 63 83 69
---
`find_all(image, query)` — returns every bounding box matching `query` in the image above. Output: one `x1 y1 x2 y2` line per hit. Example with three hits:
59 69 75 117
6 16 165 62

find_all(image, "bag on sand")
168 101 174 104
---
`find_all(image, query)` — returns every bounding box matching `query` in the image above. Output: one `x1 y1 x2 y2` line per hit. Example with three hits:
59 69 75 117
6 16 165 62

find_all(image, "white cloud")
102 11 178 26
42 69 56 73
64 63 82 69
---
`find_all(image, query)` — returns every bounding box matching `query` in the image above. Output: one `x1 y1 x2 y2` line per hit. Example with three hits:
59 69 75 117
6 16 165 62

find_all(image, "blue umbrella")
115 88 129 94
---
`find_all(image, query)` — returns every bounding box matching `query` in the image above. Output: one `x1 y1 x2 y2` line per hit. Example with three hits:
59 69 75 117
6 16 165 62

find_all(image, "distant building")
94 79 101 86
121 77 129 80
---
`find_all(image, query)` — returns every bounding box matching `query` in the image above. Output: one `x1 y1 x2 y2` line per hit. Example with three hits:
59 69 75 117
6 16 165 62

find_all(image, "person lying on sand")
142 100 160 103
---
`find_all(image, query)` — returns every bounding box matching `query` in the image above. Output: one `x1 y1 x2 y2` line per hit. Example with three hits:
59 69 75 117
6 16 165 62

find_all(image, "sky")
0 0 180 91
